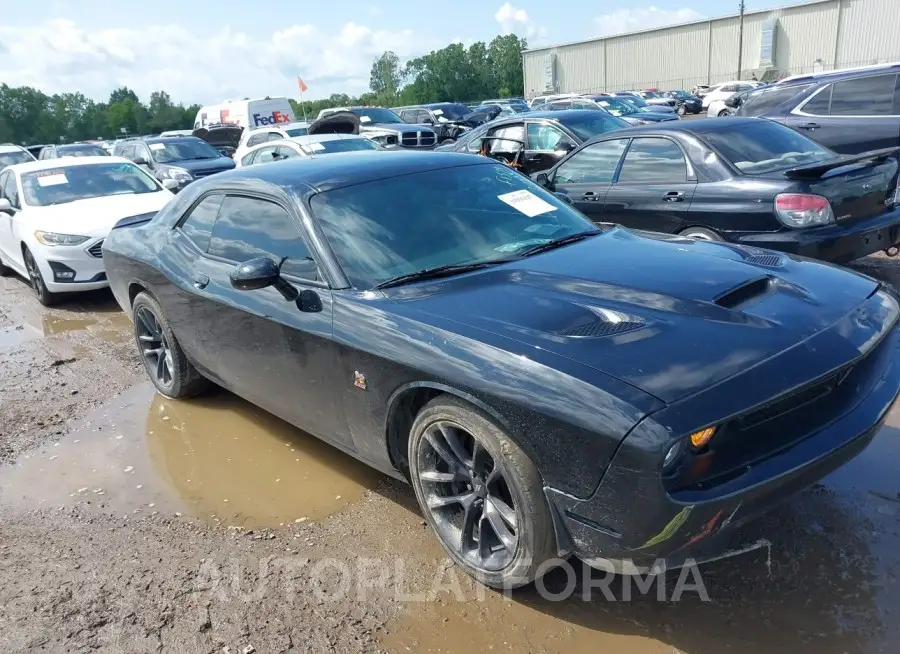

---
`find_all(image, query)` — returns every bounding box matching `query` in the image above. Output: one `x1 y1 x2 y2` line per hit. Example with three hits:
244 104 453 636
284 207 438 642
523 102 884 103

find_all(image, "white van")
193 97 296 130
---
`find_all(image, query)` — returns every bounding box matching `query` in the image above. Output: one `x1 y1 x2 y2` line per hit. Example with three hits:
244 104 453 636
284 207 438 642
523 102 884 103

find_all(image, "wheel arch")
384 381 515 480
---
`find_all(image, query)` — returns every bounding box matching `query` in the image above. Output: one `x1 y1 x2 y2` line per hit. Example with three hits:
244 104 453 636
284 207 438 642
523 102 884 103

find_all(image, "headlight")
34 231 90 246
160 167 193 183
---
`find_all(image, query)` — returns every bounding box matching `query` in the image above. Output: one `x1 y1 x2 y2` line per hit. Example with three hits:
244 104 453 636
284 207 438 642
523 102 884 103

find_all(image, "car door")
0 170 21 266
176 193 348 444
602 136 698 233
523 121 578 174
787 73 900 154
549 138 629 223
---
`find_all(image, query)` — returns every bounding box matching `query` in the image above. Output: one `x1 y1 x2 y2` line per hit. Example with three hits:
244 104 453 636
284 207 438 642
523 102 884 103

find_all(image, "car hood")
640 104 675 114
387 228 880 403
625 112 678 123
25 191 172 238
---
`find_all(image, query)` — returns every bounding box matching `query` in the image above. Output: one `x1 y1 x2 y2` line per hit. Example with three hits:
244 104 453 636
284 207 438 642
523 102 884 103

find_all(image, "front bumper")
730 207 900 264
545 292 900 572
33 238 110 293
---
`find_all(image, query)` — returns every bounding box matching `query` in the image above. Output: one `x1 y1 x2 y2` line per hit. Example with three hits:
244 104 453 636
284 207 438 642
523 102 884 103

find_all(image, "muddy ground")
2 257 900 653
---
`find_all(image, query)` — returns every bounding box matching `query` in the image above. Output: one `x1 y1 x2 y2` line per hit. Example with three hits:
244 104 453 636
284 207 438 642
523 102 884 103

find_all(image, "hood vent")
557 307 644 338
745 253 784 268
714 276 773 309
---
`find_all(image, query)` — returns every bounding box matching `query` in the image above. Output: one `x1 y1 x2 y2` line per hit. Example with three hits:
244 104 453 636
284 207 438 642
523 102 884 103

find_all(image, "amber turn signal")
689 427 716 449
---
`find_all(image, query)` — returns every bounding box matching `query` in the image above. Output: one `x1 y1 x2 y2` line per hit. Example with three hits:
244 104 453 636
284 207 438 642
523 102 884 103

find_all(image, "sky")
0 0 798 105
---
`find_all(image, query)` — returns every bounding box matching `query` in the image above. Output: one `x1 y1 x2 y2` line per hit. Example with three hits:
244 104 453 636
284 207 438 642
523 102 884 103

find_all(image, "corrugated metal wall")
523 0 900 96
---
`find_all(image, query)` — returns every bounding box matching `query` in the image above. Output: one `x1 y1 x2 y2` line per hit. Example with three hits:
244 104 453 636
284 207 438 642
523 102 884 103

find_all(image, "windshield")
508 104 532 113
352 108 403 124
310 163 596 288
299 138 381 155
432 104 470 120
621 95 648 108
0 151 33 170
671 90 691 98
285 127 309 136
592 97 639 116
556 112 629 141
704 120 834 175
58 144 108 157
21 162 161 206
148 139 220 163
641 91 660 98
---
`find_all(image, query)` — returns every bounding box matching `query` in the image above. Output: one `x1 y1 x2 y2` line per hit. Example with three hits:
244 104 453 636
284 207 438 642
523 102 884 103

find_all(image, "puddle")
0 312 131 349
0 324 40 349
0 383 384 527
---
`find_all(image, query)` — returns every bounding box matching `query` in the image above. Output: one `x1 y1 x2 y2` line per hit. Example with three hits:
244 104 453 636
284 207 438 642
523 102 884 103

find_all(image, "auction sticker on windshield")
433 109 444 116
498 190 556 218
359 116 372 123
36 172 68 187
306 142 326 152
149 143 166 151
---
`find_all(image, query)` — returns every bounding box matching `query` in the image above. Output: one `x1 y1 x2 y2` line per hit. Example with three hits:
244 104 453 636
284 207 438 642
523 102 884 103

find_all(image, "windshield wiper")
375 259 516 289
514 230 601 257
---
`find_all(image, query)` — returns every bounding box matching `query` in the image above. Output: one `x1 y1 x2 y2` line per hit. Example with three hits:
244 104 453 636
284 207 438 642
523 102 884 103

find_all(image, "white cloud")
595 6 705 37
494 2 545 40
0 19 437 105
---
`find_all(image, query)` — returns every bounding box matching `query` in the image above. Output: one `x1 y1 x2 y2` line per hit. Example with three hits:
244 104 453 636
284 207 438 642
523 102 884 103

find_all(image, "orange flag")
297 76 309 93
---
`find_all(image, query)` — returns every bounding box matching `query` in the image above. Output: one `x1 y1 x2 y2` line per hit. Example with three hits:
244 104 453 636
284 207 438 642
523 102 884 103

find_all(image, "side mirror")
554 192 574 206
230 257 299 301
0 198 11 214
162 179 179 191
535 172 553 189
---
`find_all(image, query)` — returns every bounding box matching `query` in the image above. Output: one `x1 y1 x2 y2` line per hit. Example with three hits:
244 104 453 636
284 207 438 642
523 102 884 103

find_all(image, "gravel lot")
2 252 900 653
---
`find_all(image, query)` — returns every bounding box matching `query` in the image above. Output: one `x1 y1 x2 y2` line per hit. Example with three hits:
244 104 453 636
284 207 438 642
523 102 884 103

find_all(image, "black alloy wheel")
409 396 557 588
131 292 208 398
23 248 58 306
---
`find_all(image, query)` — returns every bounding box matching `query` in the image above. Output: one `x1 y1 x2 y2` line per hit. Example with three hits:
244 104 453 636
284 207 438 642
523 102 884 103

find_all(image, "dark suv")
737 64 900 154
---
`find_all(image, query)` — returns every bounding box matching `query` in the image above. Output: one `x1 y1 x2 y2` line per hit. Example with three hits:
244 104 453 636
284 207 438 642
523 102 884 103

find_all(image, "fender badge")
353 371 367 390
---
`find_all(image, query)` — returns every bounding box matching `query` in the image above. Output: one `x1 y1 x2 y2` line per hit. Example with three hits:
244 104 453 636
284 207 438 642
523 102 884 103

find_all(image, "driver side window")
527 123 575 151
554 139 629 184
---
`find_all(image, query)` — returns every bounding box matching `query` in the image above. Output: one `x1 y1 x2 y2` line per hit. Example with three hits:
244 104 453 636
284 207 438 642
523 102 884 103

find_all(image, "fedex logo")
252 111 292 126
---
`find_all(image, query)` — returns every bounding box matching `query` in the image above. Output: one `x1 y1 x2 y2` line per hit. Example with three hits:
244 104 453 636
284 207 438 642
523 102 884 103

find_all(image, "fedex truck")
193 97 295 130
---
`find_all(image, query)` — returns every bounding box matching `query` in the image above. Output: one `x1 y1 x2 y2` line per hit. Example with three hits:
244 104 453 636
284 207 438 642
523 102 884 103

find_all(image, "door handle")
663 191 685 202
797 122 820 130
580 191 599 202
193 273 209 289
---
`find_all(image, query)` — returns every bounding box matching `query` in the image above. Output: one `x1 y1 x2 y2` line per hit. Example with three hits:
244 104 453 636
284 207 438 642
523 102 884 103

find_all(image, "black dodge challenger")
103 151 900 588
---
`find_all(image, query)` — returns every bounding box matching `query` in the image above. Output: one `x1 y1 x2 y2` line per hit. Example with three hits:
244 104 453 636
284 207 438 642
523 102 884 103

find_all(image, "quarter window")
266 132 284 142
554 139 628 184
246 132 268 147
618 138 688 183
179 195 224 252
829 73 897 116
275 146 300 159
802 85 832 115
253 146 281 164
240 151 258 167
208 196 319 281
0 171 20 208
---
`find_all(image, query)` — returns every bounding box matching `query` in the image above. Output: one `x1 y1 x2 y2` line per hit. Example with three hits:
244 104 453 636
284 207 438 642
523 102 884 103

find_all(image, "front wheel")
718 109 729 117
408 396 558 589
681 226 723 241
132 292 209 398
23 248 59 306
677 104 686 116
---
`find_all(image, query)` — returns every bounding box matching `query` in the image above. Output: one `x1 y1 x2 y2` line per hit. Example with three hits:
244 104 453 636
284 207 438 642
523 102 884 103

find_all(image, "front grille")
88 240 104 258
400 131 437 148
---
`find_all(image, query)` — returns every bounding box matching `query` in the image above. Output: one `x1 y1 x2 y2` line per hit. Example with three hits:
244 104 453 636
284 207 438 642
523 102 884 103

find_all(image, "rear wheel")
680 226 723 241
23 247 59 306
408 396 558 589
718 109 729 117
132 292 208 399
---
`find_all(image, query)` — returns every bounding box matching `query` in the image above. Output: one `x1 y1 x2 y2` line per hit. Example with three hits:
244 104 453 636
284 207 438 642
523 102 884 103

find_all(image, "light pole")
737 0 746 79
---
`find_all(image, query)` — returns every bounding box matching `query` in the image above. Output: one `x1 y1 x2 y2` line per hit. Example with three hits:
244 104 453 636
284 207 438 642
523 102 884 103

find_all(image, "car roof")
8 155 130 174
778 61 900 85
279 121 310 129
0 144 28 153
209 151 492 194
58 142 105 148
143 136 203 144
494 109 601 122
596 116 762 138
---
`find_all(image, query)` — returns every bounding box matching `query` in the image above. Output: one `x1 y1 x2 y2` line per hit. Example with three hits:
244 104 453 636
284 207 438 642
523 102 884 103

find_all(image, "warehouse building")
523 0 900 97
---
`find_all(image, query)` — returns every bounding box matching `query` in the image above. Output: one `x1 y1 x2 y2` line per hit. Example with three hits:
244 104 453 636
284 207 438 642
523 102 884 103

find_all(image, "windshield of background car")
703 120 834 175
285 127 309 136
508 104 532 113
310 163 596 288
622 96 648 108
148 139 220 163
432 104 470 120
738 84 811 117
353 108 403 124
57 144 108 157
21 162 161 206
592 98 638 116
0 151 33 169
671 91 691 98
299 138 382 154
555 112 630 141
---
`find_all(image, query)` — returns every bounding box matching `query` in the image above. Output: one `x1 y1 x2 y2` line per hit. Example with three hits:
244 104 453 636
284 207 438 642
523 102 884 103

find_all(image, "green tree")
369 51 402 98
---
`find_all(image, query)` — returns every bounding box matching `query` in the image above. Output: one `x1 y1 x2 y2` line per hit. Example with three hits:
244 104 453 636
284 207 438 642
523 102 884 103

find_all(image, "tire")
0 252 10 277
677 104 686 116
408 395 557 589
718 109 729 117
132 291 209 399
680 226 723 241
23 247 59 306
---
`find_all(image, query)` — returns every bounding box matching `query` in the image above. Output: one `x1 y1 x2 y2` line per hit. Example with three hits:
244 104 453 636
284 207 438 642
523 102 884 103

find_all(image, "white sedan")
236 134 384 167
0 156 174 305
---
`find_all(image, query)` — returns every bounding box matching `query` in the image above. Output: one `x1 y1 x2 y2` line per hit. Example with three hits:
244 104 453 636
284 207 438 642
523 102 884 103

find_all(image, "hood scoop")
744 253 784 268
714 276 773 309
556 307 645 339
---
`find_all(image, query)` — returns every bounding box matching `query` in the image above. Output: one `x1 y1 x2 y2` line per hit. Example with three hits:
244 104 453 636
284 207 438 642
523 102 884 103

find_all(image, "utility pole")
737 0 746 79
